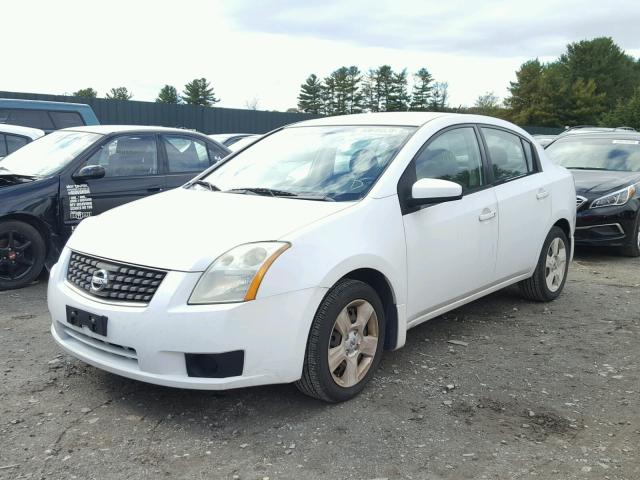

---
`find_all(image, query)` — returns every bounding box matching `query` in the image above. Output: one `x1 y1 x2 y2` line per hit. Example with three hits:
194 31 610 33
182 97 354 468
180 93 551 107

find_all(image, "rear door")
60 133 166 232
160 134 227 189
479 127 551 280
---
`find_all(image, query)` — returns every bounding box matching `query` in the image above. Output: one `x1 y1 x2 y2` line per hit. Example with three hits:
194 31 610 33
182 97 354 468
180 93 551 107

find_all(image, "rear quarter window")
49 111 85 129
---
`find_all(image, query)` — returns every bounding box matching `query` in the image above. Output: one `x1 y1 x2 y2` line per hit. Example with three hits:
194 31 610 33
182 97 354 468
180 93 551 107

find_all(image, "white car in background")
49 112 576 402
0 124 44 159
208 133 256 147
226 135 260 152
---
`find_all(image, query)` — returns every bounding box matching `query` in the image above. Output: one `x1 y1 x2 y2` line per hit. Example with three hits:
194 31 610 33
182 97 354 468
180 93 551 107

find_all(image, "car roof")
0 123 45 139
554 131 640 140
0 98 92 111
62 125 207 135
290 112 454 127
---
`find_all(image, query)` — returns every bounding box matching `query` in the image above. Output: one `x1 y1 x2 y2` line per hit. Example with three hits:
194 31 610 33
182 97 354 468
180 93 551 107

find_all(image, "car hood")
570 169 640 198
67 187 354 272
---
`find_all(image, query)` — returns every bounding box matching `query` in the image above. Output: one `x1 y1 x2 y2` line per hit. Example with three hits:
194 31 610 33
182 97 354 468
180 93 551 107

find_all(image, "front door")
401 126 499 323
60 133 165 234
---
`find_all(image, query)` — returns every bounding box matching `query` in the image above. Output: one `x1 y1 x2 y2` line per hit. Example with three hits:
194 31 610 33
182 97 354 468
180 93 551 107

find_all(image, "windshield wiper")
226 187 334 201
190 179 220 191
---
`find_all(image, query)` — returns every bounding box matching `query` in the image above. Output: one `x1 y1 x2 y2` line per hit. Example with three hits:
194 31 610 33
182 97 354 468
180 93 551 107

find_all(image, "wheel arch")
0 213 52 254
552 217 572 251
340 268 399 352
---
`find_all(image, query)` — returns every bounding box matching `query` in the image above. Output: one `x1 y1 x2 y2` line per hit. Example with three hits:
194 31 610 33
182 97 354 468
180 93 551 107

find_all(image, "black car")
546 131 640 256
0 125 230 290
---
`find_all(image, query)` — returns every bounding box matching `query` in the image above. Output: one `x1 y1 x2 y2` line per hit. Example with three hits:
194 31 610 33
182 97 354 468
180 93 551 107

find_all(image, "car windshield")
202 125 416 201
546 137 640 172
0 130 101 177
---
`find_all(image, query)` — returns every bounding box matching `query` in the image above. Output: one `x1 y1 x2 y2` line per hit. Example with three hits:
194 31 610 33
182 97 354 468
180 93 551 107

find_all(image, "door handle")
536 189 550 200
147 187 163 193
478 209 496 222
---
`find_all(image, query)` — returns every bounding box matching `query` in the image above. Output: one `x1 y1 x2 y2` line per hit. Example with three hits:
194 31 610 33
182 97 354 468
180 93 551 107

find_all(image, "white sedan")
0 124 44 159
48 112 576 402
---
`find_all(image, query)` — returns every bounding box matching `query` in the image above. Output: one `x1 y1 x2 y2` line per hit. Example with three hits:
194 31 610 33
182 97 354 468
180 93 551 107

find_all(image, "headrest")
116 137 148 154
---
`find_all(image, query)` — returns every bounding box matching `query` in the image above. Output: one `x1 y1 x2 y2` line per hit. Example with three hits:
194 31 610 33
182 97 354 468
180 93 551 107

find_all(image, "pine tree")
409 68 433 111
387 69 410 111
182 78 219 106
105 87 133 100
73 88 97 98
361 69 380 112
297 74 324 114
345 66 363 114
376 65 395 112
156 85 180 104
321 75 337 116
331 67 350 115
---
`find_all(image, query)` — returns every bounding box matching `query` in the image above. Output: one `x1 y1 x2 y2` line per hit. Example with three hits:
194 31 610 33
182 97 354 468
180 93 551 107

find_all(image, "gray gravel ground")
1 248 638 480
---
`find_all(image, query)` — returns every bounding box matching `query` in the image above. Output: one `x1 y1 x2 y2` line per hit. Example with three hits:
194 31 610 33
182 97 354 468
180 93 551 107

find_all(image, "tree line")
70 37 640 129
72 78 220 106
297 37 640 129
297 66 449 115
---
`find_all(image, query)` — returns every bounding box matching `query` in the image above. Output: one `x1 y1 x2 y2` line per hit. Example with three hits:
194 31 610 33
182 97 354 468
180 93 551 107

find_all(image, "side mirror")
73 165 105 182
410 178 462 206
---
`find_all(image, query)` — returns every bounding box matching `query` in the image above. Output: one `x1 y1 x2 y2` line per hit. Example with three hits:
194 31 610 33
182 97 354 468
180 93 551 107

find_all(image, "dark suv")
0 125 229 289
546 129 640 256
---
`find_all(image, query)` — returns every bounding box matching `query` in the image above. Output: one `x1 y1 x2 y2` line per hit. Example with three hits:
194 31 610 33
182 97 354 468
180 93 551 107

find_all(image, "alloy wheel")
328 299 379 388
0 230 35 282
545 237 567 293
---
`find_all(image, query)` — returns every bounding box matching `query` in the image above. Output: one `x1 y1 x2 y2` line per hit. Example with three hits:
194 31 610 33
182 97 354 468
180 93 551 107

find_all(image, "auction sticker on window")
66 184 93 220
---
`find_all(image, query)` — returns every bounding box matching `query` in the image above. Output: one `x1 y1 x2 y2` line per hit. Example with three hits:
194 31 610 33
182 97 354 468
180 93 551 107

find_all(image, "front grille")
576 196 587 209
66 252 166 304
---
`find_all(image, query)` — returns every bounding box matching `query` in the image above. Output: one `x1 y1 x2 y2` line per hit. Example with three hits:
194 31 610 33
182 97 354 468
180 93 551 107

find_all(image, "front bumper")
575 202 638 247
48 249 326 390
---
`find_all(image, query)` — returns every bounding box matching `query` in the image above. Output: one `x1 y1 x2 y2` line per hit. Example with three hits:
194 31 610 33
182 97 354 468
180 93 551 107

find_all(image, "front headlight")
590 184 637 209
189 242 290 304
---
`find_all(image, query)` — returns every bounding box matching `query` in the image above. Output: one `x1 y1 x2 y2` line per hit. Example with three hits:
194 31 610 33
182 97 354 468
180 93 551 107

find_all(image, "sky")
3 0 640 111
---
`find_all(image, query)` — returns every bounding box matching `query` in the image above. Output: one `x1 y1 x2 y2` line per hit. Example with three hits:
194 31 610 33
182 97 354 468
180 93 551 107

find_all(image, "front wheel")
296 279 385 402
0 220 46 290
519 226 569 302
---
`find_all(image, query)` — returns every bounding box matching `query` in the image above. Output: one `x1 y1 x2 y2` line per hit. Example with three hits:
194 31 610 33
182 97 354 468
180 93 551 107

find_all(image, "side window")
0 135 7 157
6 134 29 154
86 135 158 177
414 127 484 193
49 111 85 129
6 109 55 130
163 135 210 173
207 144 227 165
482 128 531 182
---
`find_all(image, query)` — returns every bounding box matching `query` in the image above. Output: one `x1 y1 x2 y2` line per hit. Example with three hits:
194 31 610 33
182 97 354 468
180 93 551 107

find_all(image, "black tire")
519 226 569 302
296 279 386 402
619 212 640 257
0 220 46 291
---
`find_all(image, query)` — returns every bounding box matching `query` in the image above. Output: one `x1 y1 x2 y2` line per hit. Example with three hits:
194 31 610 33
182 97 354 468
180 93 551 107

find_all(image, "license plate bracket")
66 306 108 336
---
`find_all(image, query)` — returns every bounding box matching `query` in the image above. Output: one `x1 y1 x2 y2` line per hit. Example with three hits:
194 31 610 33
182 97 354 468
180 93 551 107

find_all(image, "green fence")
0 91 320 134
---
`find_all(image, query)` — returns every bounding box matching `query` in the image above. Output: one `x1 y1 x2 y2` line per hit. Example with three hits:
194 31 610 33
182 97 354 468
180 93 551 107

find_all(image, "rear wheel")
519 226 569 302
296 279 385 402
620 212 640 257
0 221 46 290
